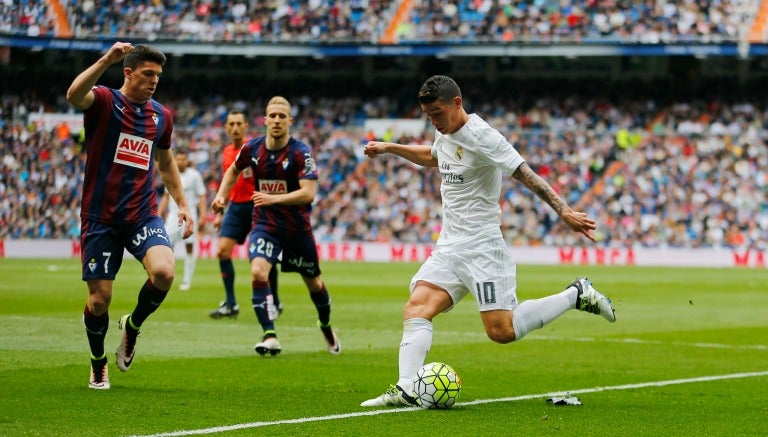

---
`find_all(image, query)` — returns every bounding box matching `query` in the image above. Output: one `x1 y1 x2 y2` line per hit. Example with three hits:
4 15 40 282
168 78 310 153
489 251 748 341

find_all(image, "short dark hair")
418 75 461 105
124 44 166 69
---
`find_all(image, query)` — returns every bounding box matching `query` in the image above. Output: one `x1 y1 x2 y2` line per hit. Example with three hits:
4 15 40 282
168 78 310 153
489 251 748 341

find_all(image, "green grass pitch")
0 258 766 436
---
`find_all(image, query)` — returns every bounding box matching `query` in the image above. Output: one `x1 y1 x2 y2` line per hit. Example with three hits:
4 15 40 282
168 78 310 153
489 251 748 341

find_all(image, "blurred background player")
67 42 194 390
211 96 340 355
210 110 281 319
158 150 206 291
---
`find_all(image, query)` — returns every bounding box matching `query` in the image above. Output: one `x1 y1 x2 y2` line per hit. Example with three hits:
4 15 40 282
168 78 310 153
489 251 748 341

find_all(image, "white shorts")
164 217 197 246
410 237 518 313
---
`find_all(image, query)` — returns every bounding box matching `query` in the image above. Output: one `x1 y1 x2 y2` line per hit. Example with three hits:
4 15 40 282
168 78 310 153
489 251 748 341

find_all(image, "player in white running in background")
159 151 206 291
360 75 616 407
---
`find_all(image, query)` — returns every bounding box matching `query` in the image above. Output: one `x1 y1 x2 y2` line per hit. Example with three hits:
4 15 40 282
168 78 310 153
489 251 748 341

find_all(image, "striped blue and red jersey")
233 136 317 233
80 86 173 224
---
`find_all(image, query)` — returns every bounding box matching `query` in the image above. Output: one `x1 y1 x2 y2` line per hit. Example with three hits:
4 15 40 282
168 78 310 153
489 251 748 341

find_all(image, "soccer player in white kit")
360 75 616 407
159 151 206 291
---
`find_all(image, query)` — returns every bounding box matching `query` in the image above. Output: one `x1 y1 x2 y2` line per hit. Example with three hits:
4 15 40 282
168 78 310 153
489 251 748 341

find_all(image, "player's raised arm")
66 42 134 110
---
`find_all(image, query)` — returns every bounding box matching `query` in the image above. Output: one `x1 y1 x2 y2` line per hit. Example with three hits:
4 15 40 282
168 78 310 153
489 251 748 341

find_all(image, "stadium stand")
0 1 762 43
2 87 766 249
47 0 395 42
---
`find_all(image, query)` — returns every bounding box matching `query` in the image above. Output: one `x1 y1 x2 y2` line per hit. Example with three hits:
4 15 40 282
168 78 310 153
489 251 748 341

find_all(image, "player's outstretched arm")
364 141 437 167
211 164 240 214
511 162 597 242
66 42 134 110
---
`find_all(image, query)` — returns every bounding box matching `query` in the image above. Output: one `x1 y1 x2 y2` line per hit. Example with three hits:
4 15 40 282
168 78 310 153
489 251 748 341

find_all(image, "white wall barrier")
0 238 765 268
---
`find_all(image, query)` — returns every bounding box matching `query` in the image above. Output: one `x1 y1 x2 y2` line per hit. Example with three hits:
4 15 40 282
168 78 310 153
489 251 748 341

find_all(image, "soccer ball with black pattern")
414 362 461 409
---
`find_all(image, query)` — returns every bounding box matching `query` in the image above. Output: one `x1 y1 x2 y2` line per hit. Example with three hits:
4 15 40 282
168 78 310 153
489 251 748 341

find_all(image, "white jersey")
431 113 525 247
165 167 206 222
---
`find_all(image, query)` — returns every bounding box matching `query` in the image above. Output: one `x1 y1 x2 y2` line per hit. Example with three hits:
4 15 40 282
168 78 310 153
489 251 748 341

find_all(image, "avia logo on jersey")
131 226 168 247
114 132 152 170
258 179 288 194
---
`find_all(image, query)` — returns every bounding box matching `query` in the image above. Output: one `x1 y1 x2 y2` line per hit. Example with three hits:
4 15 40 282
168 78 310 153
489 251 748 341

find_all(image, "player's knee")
148 261 175 288
305 277 323 293
250 267 270 283
87 294 111 315
403 300 437 320
216 238 235 259
485 326 516 344
86 283 111 314
216 246 231 260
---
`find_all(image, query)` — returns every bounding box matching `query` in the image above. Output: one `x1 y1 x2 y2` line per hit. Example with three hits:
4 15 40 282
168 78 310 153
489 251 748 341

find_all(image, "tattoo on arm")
512 163 567 215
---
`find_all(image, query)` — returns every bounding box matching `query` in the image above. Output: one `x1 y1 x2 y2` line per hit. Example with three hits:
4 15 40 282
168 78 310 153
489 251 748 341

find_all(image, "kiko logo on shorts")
114 132 152 170
258 179 287 194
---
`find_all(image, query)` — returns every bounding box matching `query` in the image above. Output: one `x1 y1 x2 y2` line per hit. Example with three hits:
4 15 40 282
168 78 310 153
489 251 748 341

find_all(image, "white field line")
532 335 768 351
127 370 768 437
3 315 767 352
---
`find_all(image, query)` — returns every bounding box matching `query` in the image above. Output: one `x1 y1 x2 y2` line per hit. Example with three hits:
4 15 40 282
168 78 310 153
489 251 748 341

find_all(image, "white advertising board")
1 239 765 268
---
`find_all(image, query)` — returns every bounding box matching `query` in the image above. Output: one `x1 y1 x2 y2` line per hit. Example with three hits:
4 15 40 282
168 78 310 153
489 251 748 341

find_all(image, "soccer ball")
414 362 461 409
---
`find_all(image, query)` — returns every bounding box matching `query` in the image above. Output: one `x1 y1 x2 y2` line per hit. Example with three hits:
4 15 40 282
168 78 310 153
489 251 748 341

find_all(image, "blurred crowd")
403 0 755 43
2 90 766 250
1 0 759 43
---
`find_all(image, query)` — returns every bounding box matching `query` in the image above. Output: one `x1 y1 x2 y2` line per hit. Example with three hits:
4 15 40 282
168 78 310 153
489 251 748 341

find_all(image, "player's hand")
561 210 598 242
104 42 134 65
251 191 275 207
178 209 195 239
212 213 223 232
363 141 388 158
211 196 227 214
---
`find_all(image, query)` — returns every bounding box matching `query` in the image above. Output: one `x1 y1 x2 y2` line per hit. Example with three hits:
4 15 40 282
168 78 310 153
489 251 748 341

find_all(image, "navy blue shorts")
81 216 172 281
220 201 253 244
247 229 321 278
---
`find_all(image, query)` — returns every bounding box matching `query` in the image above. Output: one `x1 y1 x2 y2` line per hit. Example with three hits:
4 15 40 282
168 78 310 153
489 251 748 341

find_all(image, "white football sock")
396 318 433 395
512 286 577 341
183 253 196 285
